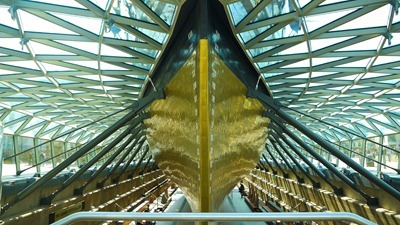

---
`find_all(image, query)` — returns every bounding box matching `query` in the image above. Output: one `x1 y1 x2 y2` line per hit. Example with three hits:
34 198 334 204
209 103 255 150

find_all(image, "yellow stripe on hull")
144 39 269 212
199 39 211 212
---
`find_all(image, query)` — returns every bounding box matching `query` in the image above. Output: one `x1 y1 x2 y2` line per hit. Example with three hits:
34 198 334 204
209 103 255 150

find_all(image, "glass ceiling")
0 0 400 146
224 0 400 140
0 0 179 141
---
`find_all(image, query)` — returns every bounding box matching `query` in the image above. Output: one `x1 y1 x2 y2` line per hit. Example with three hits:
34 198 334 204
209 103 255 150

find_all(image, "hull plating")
144 39 269 212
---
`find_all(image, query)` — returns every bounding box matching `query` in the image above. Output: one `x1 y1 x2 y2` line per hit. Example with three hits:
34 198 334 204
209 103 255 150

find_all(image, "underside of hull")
144 39 269 212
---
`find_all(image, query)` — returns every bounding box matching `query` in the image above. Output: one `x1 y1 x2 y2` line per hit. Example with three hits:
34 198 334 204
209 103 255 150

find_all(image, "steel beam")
4 104 131 160
84 126 146 190
264 144 288 178
75 130 138 194
248 90 384 204
146 160 158 174
41 123 136 205
1 90 164 215
270 121 342 194
269 137 304 183
270 110 375 203
270 132 319 188
261 154 277 175
97 132 145 188
112 139 146 183
258 161 269 172
128 146 150 178
139 155 153 175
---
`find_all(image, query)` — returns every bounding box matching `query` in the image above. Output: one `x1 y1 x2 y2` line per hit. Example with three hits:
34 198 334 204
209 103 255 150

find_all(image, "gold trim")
199 39 211 212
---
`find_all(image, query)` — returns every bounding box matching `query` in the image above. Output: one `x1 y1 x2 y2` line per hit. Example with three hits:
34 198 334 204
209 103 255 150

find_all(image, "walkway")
156 187 266 225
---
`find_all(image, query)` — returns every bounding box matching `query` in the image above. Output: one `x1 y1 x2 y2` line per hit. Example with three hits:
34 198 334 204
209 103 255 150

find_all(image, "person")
28 152 33 165
40 152 46 161
239 183 245 197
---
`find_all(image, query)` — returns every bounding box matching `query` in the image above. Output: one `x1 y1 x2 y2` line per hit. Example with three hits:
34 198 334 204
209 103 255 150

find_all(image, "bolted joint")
390 0 400 15
8 4 17 20
383 31 393 45
366 196 379 206
19 37 29 50
312 182 321 189
96 181 105 189
40 195 54 205
74 187 84 196
112 177 120 184
104 19 115 32
248 89 282 112
333 187 344 196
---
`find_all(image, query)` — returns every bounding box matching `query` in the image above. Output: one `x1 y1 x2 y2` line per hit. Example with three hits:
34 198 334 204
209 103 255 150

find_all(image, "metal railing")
51 212 376 225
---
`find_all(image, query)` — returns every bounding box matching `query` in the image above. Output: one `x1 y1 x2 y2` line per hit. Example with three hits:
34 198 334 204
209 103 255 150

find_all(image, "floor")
155 187 267 225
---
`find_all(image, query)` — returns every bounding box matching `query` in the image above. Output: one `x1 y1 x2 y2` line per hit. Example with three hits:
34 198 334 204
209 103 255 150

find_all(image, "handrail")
51 212 376 225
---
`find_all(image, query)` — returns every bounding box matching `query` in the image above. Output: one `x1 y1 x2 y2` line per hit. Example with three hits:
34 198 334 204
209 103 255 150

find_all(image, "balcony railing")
51 212 376 225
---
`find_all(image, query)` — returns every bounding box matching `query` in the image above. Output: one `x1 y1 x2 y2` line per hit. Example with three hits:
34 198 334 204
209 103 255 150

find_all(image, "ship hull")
144 39 269 212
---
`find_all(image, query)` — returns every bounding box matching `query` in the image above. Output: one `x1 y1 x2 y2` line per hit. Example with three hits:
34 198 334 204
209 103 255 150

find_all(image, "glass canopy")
0 0 400 176
0 0 178 140
224 0 400 140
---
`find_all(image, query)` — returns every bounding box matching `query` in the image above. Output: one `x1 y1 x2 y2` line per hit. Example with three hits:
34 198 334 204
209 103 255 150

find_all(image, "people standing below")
239 182 245 198
28 152 33 166
39 152 47 167
40 152 46 161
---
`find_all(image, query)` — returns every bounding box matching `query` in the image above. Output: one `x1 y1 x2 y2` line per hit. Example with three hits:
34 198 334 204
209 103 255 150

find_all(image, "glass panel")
19 149 37 174
38 0 85 8
16 136 37 174
238 26 268 43
340 36 382 51
37 139 52 172
19 10 76 34
251 0 288 23
66 142 79 170
53 141 65 166
385 133 400 173
52 12 103 35
87 146 99 167
341 139 350 154
142 0 177 26
0 6 18 28
2 135 16 176
90 0 108 10
351 139 364 165
366 137 380 169
332 5 390 31
228 0 262 25
111 0 154 23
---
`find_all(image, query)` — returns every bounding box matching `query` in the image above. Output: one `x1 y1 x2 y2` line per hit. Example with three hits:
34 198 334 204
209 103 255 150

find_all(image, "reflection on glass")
37 139 52 173
142 0 177 25
2 135 17 176
53 141 65 166
385 134 400 172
